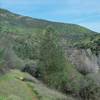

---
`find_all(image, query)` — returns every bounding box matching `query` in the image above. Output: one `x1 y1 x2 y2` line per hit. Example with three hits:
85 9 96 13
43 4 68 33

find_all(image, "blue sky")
1 0 100 32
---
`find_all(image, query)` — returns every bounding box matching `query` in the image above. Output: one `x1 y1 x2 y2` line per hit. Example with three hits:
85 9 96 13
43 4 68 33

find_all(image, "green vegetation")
0 70 36 100
38 26 68 90
0 70 75 100
79 73 100 100
38 27 83 94
0 8 100 100
0 8 97 37
74 34 100 55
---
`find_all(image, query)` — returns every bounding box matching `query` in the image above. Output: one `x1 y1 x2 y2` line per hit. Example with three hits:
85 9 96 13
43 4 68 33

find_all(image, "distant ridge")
0 8 98 36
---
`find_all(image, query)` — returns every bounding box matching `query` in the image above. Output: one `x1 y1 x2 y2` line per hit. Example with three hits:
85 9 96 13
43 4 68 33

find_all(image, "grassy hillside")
0 70 75 100
0 8 97 35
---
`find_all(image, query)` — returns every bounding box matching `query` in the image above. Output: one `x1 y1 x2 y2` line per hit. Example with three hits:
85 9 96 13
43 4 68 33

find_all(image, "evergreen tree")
38 26 68 90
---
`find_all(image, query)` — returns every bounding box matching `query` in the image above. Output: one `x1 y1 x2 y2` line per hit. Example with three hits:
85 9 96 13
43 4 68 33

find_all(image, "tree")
38 26 68 90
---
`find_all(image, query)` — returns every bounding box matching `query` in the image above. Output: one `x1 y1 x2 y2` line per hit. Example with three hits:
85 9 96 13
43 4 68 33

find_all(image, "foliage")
0 32 24 70
79 73 100 100
0 8 100 100
13 33 40 60
0 8 98 42
74 34 100 55
38 26 83 94
38 26 66 89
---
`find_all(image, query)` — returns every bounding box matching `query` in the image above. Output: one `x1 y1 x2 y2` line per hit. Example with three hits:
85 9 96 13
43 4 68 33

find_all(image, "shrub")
38 26 68 91
79 73 100 100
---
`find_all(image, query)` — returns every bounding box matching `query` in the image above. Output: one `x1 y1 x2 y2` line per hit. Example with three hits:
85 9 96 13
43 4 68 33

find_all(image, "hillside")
0 8 97 35
0 8 100 100
1 8 99 48
0 8 99 68
0 70 75 100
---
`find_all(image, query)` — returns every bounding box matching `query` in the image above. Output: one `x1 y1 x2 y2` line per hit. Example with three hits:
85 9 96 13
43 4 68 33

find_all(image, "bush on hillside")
38 26 83 94
79 73 100 100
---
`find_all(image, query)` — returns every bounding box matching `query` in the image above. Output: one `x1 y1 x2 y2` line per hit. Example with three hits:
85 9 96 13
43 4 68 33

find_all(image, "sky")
0 0 100 32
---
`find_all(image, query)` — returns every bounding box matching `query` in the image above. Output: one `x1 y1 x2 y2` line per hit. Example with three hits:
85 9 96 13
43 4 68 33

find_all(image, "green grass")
0 70 75 100
0 70 37 100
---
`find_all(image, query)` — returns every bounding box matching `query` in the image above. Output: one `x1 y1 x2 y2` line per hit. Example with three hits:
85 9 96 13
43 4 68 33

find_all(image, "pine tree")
38 26 68 90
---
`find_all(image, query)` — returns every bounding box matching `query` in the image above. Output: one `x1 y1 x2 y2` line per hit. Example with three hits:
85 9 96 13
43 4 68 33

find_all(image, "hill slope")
0 8 98 36
0 8 100 100
0 70 75 100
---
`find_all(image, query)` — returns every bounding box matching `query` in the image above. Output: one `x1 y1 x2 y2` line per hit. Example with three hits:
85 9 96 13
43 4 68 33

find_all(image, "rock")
66 48 100 75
